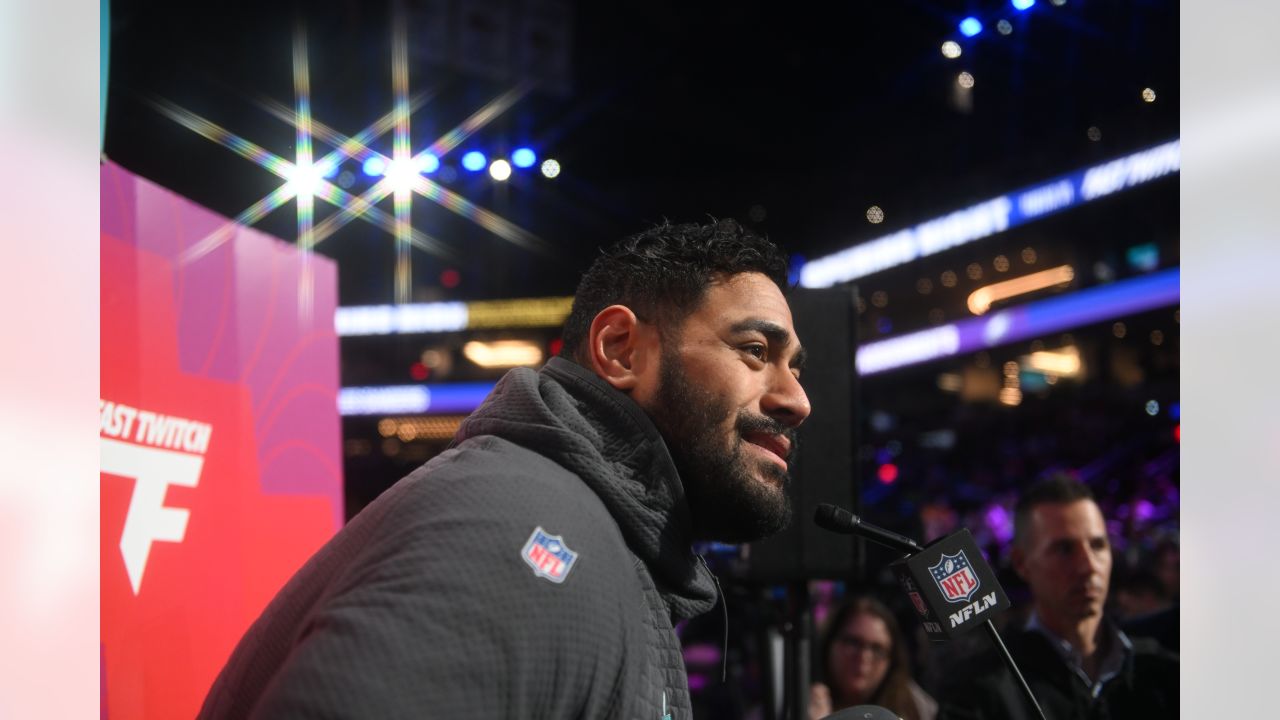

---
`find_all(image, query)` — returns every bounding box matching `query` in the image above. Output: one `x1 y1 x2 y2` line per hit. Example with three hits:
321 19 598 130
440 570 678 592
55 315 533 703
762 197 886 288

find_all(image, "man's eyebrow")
729 319 807 369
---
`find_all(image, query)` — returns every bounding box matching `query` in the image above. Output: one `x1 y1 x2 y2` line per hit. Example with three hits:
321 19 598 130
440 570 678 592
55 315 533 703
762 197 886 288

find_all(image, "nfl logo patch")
522 527 578 584
929 550 981 603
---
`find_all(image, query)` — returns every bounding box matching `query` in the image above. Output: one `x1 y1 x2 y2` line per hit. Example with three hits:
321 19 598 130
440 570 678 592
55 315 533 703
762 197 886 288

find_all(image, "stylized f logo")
100 438 203 594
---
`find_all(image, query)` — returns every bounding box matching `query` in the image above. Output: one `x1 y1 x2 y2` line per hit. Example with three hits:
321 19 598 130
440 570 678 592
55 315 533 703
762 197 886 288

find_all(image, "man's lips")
743 432 791 468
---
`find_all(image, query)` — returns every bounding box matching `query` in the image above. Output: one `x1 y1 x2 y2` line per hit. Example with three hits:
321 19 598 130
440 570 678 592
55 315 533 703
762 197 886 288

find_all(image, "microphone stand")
834 518 1049 720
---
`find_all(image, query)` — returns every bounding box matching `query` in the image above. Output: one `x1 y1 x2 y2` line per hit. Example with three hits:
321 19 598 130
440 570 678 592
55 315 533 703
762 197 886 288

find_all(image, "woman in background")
810 596 937 720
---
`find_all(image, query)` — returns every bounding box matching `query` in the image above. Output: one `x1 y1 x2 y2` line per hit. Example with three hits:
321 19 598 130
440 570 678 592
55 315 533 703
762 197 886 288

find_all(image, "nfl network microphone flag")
892 528 1011 641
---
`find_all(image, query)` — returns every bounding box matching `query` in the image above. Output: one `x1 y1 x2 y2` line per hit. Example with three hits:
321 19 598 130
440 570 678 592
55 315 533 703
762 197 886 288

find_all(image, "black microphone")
813 504 1048 720
814 504 924 554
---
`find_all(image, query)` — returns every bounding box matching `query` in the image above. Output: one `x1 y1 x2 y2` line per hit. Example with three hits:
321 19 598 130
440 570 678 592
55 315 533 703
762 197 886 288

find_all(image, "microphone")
813 504 1009 640
814 504 923 554
813 504 1048 720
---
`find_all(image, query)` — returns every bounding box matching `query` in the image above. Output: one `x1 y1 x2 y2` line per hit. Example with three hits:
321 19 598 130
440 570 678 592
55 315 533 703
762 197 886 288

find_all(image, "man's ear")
586 305 659 393
1011 545 1028 582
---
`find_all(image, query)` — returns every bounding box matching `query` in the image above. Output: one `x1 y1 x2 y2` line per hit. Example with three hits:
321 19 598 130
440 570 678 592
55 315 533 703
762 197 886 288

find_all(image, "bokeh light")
511 147 537 168
866 205 885 223
461 150 487 172
488 159 512 181
959 17 983 37
941 41 962 59
540 158 561 178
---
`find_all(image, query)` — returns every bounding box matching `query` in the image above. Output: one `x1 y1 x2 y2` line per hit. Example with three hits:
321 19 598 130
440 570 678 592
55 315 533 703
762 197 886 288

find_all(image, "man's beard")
647 347 795 542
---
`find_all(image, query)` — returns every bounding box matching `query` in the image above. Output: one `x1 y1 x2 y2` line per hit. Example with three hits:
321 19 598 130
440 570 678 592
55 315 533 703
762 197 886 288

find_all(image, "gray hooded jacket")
198 357 719 719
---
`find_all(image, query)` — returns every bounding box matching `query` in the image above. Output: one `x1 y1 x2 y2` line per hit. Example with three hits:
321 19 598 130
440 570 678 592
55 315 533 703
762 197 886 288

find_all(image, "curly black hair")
560 218 790 361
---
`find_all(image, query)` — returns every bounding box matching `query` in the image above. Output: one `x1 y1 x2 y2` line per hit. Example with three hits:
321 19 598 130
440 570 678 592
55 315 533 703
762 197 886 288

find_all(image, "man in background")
198 218 811 719
938 476 1178 719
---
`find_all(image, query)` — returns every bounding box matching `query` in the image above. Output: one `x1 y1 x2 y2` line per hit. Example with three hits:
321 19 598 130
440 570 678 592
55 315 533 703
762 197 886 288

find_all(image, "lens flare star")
153 12 547 305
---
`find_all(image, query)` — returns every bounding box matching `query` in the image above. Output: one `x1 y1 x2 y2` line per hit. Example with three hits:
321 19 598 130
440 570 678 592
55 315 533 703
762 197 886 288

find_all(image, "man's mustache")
735 412 799 460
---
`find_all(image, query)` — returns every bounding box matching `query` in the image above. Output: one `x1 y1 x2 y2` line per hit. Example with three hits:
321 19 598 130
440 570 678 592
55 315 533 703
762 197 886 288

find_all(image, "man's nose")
762 367 811 427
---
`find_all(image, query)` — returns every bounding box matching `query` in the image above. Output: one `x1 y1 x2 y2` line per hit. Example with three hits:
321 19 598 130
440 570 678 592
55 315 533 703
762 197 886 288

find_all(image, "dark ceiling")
104 0 1178 307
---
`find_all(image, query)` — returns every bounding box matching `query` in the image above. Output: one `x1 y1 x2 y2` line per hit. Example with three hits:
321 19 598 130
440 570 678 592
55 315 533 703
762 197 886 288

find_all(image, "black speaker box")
732 286 861 583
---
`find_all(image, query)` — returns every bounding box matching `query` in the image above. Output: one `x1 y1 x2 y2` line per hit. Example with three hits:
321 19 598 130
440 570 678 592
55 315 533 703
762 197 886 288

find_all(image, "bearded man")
198 218 811 719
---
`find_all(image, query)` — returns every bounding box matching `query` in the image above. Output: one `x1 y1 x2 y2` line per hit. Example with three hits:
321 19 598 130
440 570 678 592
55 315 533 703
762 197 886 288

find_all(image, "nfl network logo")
522 527 578 583
929 550 981 603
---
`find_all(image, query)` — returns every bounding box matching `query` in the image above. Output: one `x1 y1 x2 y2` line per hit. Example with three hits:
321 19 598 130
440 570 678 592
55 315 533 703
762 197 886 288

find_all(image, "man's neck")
1036 610 1102 659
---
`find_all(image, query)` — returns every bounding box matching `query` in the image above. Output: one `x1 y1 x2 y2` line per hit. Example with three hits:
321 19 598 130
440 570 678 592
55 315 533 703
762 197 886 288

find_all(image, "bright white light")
866 205 885 223
338 386 430 415
958 72 975 89
1142 87 1157 103
941 41 962 59
1012 0 1036 11
284 162 325 199
334 302 468 335
384 158 422 193
541 159 561 178
997 19 1013 35
856 325 961 375
489 159 512 181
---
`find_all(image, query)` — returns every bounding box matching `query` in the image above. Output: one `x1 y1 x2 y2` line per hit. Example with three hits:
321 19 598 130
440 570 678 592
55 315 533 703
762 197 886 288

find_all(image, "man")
198 219 811 719
937 477 1178 719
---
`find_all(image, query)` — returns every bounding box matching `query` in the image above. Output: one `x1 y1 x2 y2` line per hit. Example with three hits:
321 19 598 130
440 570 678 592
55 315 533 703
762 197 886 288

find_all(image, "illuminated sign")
799 139 1180 287
856 267 1179 375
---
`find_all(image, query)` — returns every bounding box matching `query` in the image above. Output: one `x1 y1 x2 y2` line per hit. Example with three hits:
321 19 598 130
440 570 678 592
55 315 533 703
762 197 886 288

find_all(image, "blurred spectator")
810 596 937 720
936 476 1178 719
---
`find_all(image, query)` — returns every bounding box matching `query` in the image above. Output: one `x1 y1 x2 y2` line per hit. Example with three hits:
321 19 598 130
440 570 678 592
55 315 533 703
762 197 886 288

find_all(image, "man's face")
1014 499 1112 631
640 272 810 542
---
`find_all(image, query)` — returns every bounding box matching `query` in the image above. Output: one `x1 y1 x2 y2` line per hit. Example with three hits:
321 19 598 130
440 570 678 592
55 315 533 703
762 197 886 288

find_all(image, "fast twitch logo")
100 401 212 594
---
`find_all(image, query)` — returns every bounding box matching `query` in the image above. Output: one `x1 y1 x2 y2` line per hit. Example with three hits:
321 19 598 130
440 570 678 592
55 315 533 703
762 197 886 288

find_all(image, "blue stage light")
959 17 983 37
1012 0 1035 10
511 147 537 168
461 151 487 172
362 155 386 176
418 153 440 174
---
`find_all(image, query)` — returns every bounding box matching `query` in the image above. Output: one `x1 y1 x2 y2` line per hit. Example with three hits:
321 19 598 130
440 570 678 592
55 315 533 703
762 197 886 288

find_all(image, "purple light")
1134 499 1156 522
682 643 722 666
984 503 1014 544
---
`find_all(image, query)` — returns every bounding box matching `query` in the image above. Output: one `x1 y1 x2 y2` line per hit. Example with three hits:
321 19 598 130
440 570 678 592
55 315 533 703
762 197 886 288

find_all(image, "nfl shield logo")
929 550 981 603
522 527 578 583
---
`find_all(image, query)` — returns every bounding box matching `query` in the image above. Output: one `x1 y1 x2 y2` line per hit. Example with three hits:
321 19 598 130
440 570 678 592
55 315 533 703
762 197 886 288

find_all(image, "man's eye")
743 344 767 360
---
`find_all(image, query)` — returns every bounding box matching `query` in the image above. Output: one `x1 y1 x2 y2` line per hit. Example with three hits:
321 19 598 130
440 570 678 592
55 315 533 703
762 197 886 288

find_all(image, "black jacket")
936 626 1179 720
198 357 719 719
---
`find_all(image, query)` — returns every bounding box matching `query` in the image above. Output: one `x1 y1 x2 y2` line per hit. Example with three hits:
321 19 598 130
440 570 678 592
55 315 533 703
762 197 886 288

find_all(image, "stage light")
1087 126 1102 142
440 268 460 288
410 362 429 381
1145 400 1160 416
321 161 340 179
994 255 1010 272
284 162 325 199
1012 0 1035 11
511 147 537 168
967 264 1075 315
1150 329 1164 346
1142 87 1157 103
384 158 421 193
1050 0 1065 5
417 152 440 173
997 19 1013 35
959 17 983 37
1170 402 1180 420
866 205 885 223
877 463 899 484
489 158 512 181
362 155 387 176
941 270 958 287
1024 347 1081 377
958 72 975 89
941 41 962 59
463 340 544 368
541 158 561 178
1113 322 1127 338
1021 247 1037 264
461 150 487 172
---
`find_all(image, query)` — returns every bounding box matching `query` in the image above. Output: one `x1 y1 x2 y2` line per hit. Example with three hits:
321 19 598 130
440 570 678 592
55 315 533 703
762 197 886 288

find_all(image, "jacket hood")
455 357 717 619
